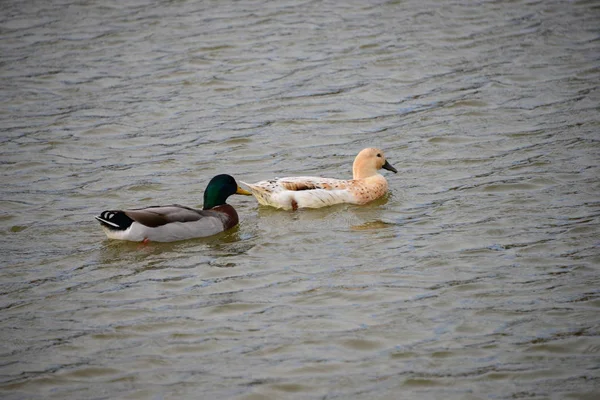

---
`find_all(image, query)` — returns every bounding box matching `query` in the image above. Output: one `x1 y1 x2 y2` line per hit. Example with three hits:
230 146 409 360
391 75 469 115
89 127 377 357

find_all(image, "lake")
1 0 599 399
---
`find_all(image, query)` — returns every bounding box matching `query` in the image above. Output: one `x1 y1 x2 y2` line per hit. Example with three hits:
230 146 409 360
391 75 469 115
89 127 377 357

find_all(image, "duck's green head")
203 174 251 210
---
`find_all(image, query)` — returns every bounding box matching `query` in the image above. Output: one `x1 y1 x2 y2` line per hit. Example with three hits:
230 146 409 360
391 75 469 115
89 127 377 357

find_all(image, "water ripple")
1 0 600 399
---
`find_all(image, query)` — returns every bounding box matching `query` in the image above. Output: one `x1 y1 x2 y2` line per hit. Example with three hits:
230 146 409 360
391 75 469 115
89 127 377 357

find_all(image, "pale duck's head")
352 148 397 179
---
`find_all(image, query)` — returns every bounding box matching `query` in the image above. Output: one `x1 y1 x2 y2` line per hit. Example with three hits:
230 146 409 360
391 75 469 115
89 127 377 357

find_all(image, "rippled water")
1 0 599 399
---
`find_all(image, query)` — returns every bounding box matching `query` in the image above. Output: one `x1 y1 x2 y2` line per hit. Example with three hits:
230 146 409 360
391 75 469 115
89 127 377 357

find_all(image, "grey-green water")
1 0 599 399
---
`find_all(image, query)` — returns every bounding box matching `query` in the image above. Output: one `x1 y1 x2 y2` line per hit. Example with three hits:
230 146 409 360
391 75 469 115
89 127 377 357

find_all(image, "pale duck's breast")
347 174 389 204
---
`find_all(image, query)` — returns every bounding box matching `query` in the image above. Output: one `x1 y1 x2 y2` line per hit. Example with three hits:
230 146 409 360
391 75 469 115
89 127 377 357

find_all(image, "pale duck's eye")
376 153 381 158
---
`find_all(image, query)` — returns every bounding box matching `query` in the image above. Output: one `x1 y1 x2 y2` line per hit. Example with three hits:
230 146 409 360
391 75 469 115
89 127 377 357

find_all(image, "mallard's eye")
376 153 382 158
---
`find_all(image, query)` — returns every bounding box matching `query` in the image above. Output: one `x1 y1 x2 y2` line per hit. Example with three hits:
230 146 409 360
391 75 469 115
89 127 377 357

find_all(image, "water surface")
1 0 599 399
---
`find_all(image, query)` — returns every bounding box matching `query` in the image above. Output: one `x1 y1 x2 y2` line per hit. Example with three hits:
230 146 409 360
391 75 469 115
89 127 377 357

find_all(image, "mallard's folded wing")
123 205 208 227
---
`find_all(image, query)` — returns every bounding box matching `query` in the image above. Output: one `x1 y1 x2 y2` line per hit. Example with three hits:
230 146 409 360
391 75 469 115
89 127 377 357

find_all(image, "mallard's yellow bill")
236 186 252 195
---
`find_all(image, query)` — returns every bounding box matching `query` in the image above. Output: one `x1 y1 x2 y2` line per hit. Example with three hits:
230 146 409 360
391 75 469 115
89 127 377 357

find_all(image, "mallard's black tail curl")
95 211 134 231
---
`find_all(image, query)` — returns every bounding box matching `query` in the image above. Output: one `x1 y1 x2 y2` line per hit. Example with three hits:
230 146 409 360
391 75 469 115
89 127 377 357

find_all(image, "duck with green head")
95 174 252 242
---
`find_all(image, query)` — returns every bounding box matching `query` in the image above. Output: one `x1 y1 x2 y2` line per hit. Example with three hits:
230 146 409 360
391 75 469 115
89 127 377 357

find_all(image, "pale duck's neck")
352 161 379 180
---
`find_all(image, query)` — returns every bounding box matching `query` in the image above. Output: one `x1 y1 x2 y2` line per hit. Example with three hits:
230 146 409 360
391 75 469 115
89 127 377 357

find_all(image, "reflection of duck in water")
95 174 251 242
241 148 397 210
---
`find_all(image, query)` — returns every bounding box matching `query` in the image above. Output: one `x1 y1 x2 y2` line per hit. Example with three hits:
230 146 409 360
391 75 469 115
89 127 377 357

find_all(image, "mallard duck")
241 148 397 210
95 174 252 242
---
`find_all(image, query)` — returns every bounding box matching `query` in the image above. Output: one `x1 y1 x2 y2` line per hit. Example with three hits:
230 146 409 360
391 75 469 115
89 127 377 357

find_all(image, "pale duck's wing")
241 177 356 209
277 176 351 191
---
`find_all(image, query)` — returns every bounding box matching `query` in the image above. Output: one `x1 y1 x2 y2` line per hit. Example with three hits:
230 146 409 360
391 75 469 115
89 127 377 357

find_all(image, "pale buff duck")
241 148 397 210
